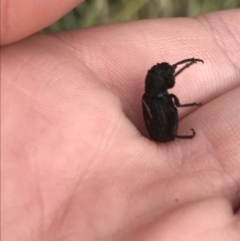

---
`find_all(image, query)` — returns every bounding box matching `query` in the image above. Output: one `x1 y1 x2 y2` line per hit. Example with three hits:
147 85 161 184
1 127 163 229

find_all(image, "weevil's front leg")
170 94 202 107
176 128 196 139
173 58 204 77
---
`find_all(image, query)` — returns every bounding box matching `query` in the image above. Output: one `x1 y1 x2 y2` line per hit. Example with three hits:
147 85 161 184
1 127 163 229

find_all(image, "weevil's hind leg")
176 128 196 139
173 58 204 77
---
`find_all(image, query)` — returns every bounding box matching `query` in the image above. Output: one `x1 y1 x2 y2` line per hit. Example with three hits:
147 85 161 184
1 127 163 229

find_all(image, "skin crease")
1 0 240 240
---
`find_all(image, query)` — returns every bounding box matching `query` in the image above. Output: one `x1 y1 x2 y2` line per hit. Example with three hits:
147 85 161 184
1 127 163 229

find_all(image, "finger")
56 9 240 128
128 198 240 241
1 0 84 45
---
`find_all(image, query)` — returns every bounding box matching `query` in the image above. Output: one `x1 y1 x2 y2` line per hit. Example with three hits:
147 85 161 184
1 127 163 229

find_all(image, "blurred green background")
44 0 240 32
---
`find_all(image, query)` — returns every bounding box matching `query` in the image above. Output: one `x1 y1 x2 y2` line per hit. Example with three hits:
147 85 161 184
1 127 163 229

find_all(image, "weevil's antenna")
173 58 204 77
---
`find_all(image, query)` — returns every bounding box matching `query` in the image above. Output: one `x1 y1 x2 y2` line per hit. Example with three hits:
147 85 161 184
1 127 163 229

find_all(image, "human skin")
1 0 240 240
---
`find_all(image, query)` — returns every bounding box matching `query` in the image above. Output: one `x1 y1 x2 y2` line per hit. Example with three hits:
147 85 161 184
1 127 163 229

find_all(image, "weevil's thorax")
145 63 175 97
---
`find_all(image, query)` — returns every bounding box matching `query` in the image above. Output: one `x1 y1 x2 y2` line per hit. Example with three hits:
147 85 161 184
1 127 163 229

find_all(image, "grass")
44 0 240 32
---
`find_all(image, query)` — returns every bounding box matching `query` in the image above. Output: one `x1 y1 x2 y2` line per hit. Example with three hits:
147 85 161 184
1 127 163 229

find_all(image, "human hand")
2 1 240 240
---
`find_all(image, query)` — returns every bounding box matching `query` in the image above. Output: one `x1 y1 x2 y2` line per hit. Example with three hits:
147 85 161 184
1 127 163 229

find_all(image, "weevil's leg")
176 128 195 139
173 58 204 77
173 58 204 66
170 94 202 107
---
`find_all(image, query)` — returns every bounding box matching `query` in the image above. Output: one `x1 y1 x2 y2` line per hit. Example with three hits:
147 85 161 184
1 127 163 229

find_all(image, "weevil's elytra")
142 58 203 142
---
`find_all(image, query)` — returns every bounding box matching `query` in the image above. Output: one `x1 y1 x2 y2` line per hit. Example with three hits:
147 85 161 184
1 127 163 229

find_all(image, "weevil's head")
145 63 176 96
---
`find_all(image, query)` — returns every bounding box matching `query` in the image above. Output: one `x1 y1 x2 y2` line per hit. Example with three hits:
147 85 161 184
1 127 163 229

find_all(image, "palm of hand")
2 10 240 241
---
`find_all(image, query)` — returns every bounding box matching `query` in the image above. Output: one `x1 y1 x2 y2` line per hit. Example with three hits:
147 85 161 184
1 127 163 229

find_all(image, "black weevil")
142 58 203 142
